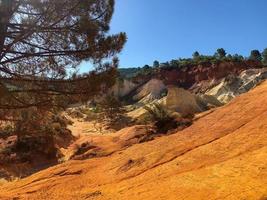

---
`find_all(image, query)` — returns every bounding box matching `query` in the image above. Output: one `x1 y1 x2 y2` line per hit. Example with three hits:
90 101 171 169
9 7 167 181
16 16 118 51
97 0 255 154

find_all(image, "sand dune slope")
1 81 267 200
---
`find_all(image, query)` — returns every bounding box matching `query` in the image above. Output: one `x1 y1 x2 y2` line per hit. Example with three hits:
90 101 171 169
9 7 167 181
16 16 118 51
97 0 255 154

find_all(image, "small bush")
144 103 177 133
144 103 172 122
144 103 194 134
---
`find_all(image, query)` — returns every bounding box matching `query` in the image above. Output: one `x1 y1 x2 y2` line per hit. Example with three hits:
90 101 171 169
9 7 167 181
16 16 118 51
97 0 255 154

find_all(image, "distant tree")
160 62 170 69
170 60 179 68
99 95 125 126
227 54 233 59
262 48 267 65
192 51 200 59
215 48 227 58
232 54 244 61
249 50 262 61
153 60 160 68
143 65 150 70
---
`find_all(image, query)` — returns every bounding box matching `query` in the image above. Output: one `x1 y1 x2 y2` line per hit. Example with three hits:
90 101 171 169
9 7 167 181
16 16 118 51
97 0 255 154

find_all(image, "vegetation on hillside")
144 103 193 134
119 48 266 79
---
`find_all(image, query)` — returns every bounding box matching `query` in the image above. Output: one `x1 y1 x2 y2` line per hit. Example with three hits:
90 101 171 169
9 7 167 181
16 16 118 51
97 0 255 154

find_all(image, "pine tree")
192 51 200 59
249 50 262 61
0 0 126 124
215 48 226 58
262 48 267 65
153 60 160 68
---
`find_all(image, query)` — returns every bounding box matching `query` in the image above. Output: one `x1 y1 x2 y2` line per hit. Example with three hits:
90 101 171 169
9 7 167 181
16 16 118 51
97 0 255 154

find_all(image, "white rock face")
196 94 223 108
205 80 236 103
133 79 166 102
111 79 139 98
128 85 224 119
163 86 203 116
206 68 267 103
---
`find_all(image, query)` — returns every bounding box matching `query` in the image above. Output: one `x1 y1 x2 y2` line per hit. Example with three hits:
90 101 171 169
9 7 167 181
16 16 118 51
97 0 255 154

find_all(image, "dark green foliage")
215 48 227 58
143 103 194 134
192 51 200 59
153 60 160 68
140 65 153 76
0 134 59 166
15 135 57 158
118 65 154 78
232 54 244 62
144 103 177 133
178 58 195 67
160 62 171 69
100 95 124 120
0 110 73 169
118 68 143 79
120 48 258 80
227 54 233 59
144 103 171 122
98 95 132 130
249 50 262 61
169 60 180 68
0 0 126 133
143 65 150 69
262 48 267 65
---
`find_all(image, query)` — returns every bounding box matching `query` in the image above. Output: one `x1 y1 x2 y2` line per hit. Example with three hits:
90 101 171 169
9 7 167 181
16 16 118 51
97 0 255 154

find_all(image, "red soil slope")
1 81 267 200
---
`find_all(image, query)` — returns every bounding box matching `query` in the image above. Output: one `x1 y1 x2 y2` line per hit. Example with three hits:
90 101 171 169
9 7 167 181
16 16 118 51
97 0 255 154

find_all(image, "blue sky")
80 0 267 71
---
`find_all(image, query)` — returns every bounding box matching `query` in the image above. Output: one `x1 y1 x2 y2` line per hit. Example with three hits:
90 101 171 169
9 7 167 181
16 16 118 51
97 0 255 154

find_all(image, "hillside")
0 81 267 200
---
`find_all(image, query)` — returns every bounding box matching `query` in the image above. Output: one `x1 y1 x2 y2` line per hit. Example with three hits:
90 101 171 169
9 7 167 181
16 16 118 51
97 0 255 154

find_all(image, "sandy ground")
1 81 267 200
67 118 114 137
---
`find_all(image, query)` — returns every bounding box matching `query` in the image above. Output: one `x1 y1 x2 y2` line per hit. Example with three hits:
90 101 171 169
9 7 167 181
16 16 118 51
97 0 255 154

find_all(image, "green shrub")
249 49 262 61
144 103 177 133
144 103 171 122
262 48 267 65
